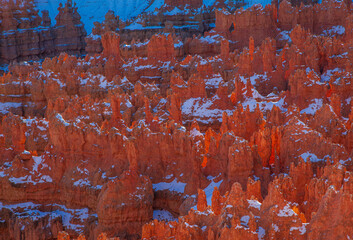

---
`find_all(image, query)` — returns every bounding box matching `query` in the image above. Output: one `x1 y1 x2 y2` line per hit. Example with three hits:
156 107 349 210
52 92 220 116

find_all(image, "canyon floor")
0 0 353 239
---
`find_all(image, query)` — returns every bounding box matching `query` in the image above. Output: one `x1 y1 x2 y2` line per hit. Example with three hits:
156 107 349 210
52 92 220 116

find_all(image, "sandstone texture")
0 0 353 240
0 0 86 64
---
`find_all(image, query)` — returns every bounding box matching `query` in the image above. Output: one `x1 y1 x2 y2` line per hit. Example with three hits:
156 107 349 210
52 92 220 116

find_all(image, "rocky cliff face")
0 0 86 64
85 1 230 55
0 0 353 239
165 0 203 8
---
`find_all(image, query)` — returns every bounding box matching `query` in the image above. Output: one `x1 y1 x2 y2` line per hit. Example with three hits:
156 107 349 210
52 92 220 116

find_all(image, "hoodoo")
0 0 353 239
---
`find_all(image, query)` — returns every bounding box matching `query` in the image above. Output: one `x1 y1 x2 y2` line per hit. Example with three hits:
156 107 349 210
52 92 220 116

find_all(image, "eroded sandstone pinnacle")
0 0 353 239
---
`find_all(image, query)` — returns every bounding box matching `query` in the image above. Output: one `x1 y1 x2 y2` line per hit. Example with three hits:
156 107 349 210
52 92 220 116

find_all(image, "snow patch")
56 113 70 126
0 102 22 114
182 97 233 124
165 7 184 16
300 99 323 115
153 209 178 222
0 201 94 234
322 25 345 36
278 204 296 217
204 176 223 206
299 152 327 163
153 179 187 193
34 0 164 33
247 199 261 210
205 74 223 89
278 30 292 42
321 68 342 82
190 128 203 138
241 215 250 227
290 223 308 235
258 226 266 240
272 223 279 232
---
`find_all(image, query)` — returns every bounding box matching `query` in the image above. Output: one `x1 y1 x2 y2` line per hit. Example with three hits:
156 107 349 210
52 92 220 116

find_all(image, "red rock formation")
0 0 353 239
308 187 353 239
147 34 175 64
289 158 313 203
259 178 307 239
222 104 265 141
227 137 254 188
96 170 153 238
54 1 87 54
58 231 70 240
102 31 121 58
247 178 263 201
280 116 349 169
165 0 202 8
197 189 207 212
211 186 224 215
288 69 327 109
215 5 278 48
261 38 276 72
0 0 86 63
168 93 182 124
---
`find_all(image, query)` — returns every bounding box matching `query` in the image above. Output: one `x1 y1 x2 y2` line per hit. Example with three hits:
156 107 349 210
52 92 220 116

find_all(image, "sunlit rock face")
0 0 353 239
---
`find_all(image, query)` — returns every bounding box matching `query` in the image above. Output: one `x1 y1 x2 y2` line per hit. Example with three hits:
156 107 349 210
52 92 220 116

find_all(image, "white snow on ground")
153 209 178 221
239 76 288 113
278 30 292 42
34 0 164 33
272 223 279 232
299 152 328 163
8 175 53 186
72 167 103 189
322 25 345 36
241 215 250 227
145 0 164 12
73 179 91 187
153 178 187 193
98 75 112 88
164 7 184 16
300 99 323 115
190 176 223 210
204 176 223 206
321 68 343 82
182 96 233 124
243 97 287 113
56 113 70 126
199 35 220 44
0 170 7 178
0 202 41 210
124 22 145 30
79 72 114 89
258 227 266 240
0 64 9 73
205 74 223 89
0 102 22 114
203 0 217 6
190 128 203 139
8 154 53 185
34 0 280 33
277 204 296 217
0 201 94 234
290 223 308 235
249 73 267 85
247 199 261 210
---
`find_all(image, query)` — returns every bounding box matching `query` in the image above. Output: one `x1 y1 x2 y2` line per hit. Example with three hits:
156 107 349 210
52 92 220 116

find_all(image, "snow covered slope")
34 0 272 33
242 0 273 8
34 0 165 33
